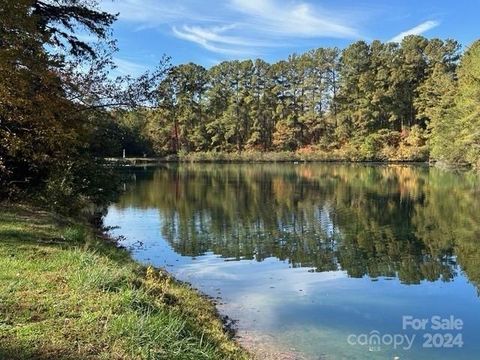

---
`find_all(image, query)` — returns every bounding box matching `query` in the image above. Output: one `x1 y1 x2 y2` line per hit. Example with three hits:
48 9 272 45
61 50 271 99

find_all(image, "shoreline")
0 203 249 359
105 155 475 171
106 156 431 165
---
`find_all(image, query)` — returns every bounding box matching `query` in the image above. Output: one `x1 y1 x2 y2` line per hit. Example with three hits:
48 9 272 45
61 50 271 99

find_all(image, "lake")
104 163 480 359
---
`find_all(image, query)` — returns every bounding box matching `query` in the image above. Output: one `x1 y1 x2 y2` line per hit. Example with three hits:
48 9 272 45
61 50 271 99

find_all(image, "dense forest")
109 37 480 167
1 0 480 210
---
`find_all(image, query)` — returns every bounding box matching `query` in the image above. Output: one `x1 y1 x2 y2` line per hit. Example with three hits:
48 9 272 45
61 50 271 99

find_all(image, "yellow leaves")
144 266 172 300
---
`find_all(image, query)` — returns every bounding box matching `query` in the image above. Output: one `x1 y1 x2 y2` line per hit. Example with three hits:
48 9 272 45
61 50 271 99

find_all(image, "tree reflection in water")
115 164 480 290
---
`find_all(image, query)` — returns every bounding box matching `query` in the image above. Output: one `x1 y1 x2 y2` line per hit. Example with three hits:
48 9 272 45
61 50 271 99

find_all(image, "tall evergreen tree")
111 36 478 167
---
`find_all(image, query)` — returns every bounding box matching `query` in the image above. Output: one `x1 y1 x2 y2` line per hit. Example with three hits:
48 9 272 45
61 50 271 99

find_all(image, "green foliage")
38 158 121 214
0 1 168 208
396 126 429 161
455 41 480 166
431 40 480 167
0 0 117 203
112 36 471 165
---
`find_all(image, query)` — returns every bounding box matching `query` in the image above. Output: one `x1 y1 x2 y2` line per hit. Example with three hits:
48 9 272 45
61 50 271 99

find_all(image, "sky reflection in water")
105 164 480 359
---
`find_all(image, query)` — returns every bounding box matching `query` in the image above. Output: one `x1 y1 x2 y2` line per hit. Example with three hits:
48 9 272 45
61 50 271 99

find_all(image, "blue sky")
99 0 480 74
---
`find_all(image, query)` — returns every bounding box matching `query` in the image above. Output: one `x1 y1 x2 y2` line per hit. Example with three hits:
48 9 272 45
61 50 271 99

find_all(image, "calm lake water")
104 163 480 360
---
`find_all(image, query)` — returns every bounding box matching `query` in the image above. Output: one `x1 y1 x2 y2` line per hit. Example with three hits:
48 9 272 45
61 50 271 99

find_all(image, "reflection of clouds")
104 206 188 266
177 255 347 292
176 257 241 281
172 255 349 331
170 252 478 348
105 165 480 360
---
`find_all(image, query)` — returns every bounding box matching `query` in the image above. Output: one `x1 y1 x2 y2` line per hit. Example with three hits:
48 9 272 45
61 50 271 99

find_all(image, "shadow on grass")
0 346 92 360
0 203 132 264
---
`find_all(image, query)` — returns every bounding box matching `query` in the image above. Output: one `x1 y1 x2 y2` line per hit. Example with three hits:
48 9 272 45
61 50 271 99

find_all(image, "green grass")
0 204 249 360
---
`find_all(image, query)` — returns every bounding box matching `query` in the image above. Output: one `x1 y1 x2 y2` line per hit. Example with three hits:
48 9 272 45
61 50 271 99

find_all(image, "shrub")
360 130 401 160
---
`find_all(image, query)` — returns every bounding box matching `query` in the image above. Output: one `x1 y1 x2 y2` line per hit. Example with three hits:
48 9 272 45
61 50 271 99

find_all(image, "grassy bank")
0 204 249 360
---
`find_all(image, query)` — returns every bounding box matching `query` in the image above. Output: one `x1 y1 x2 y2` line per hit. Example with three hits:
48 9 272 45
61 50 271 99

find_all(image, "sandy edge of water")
235 330 313 360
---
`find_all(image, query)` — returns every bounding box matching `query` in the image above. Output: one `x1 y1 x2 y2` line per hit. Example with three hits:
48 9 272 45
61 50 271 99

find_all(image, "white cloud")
102 0 362 56
113 57 148 76
101 0 180 23
100 0 216 27
172 24 277 56
389 20 440 43
173 27 243 55
172 0 360 56
229 0 359 39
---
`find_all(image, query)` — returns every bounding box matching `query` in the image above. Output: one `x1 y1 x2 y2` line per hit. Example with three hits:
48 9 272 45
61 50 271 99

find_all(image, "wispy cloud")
172 24 278 56
100 0 217 28
171 0 361 56
172 25 256 56
229 0 359 39
102 0 363 57
389 20 440 43
113 57 148 76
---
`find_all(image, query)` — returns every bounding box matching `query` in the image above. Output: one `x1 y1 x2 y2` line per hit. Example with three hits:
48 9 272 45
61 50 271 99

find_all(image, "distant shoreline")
105 152 432 166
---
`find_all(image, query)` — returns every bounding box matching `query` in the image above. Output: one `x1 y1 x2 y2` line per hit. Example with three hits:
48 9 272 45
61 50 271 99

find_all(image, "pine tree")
455 41 480 166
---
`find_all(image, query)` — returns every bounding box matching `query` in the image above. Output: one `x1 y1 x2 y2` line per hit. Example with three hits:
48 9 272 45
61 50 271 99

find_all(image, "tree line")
110 37 480 167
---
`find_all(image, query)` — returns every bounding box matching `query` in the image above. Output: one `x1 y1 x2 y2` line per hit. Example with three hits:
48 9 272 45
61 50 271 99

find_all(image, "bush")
360 130 401 160
396 126 429 161
41 158 121 215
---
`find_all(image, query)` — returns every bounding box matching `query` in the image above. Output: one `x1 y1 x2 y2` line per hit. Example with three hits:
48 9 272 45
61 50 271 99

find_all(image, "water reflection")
115 164 480 289
106 164 480 359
